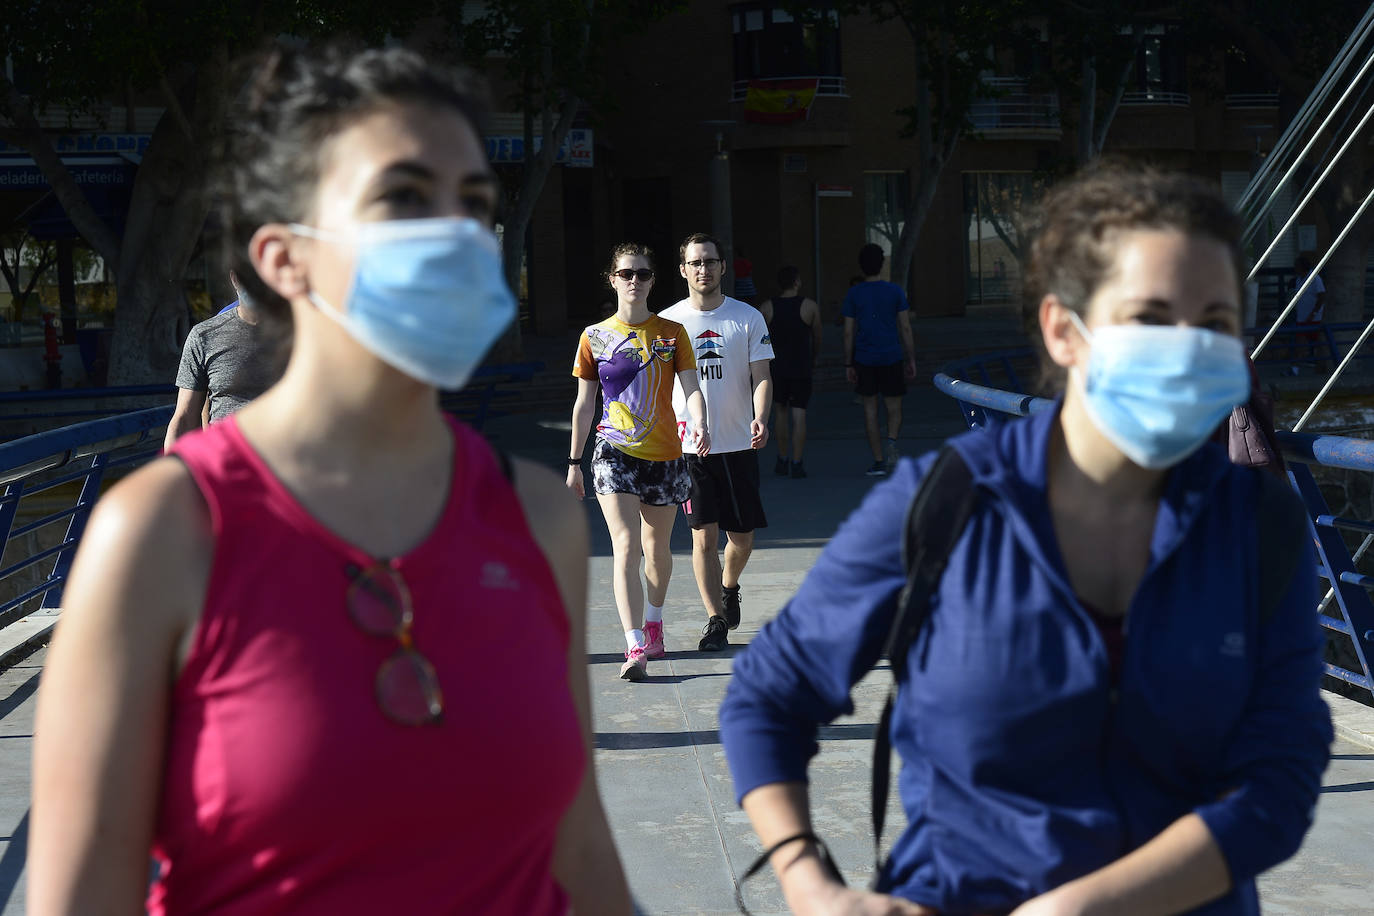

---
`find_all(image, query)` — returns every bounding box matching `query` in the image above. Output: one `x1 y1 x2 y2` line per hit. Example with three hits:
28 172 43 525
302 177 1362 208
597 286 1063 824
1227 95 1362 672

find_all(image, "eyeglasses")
684 258 723 271
345 562 444 726
612 268 655 282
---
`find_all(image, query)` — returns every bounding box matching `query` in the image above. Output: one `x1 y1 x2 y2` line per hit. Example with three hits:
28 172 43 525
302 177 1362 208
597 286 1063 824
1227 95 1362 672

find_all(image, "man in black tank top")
758 266 823 478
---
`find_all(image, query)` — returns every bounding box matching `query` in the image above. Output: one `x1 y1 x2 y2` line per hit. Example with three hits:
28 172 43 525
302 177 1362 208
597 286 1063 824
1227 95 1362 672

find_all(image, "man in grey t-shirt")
163 272 274 450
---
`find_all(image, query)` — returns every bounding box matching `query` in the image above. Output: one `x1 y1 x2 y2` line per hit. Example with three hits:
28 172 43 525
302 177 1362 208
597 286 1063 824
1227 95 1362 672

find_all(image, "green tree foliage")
0 1 431 384
0 232 57 324
842 0 1026 295
453 0 680 350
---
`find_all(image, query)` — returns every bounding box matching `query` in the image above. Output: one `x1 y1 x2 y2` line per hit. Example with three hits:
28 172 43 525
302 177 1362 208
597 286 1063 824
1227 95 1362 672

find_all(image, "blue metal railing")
0 406 172 663
0 362 545 435
0 360 547 665
935 351 1374 697
0 385 176 423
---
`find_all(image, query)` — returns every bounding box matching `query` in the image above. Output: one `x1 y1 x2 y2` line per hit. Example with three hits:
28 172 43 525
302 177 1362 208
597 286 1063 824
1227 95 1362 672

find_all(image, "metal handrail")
730 76 848 102
934 352 1374 696
1119 91 1191 107
1225 92 1281 108
0 361 545 667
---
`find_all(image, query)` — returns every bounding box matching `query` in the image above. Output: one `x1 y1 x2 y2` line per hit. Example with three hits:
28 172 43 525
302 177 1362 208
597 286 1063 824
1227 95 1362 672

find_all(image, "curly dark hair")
216 42 489 333
1023 163 1244 392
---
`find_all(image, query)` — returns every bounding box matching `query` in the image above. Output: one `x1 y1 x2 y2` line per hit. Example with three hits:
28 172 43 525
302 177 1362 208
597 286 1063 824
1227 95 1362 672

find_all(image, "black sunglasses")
612 268 655 281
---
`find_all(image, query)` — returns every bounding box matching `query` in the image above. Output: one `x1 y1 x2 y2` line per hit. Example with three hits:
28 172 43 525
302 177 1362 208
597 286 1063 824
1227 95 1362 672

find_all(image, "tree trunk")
107 57 225 385
491 92 580 361
890 154 952 305
890 41 959 306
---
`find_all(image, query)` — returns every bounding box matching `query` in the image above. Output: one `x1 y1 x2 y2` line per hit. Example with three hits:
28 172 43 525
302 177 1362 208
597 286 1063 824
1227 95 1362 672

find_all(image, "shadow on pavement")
0 810 27 913
0 675 37 722
596 722 880 751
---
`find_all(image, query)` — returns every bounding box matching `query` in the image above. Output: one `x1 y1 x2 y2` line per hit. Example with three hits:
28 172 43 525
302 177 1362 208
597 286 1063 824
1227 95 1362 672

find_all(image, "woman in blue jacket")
719 166 1332 916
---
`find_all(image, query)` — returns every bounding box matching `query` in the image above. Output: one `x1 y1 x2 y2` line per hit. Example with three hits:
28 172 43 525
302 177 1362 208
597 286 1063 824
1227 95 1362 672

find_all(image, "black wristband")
567 457 582 465
735 830 842 915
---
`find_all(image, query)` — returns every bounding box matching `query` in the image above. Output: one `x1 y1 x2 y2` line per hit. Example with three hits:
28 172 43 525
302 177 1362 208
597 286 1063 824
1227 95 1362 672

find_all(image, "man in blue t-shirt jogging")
843 243 916 476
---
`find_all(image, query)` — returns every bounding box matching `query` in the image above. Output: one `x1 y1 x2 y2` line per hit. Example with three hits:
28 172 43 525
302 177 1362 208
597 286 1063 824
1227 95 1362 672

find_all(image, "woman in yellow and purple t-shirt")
568 243 710 682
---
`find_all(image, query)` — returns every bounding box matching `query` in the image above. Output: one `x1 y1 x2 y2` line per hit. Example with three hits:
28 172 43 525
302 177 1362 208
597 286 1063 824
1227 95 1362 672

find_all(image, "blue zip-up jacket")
720 406 1331 915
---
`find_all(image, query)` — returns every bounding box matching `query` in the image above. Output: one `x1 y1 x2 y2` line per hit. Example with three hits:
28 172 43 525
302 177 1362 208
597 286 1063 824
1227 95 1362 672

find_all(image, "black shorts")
590 439 691 506
855 361 906 398
682 450 767 533
773 375 813 409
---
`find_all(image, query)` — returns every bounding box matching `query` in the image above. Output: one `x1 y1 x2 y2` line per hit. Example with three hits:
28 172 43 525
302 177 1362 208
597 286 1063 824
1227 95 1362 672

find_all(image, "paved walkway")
0 378 1369 913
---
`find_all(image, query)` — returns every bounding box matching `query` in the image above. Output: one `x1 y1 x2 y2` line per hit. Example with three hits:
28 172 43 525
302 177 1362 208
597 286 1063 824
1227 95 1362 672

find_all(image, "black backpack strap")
870 446 978 888
1254 469 1309 625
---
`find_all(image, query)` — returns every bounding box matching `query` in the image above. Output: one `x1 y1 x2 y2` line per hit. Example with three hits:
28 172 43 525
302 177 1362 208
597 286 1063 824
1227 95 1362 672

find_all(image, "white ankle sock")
645 603 663 624
626 629 645 651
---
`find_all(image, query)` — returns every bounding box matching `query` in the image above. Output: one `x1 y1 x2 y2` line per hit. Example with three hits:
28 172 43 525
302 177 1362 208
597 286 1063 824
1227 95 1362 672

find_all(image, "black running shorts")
773 375 813 409
854 361 906 398
682 449 767 533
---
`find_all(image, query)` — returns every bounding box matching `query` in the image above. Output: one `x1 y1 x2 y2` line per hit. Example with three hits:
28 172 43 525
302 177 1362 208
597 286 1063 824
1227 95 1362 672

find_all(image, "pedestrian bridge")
0 373 1367 913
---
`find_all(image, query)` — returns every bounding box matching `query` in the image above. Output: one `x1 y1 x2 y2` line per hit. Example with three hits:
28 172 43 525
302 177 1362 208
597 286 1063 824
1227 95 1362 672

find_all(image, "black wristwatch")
568 456 582 465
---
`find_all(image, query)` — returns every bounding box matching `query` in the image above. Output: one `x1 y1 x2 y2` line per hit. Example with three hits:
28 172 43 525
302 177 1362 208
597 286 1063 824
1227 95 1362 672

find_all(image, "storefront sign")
485 128 593 168
0 157 134 189
0 133 151 157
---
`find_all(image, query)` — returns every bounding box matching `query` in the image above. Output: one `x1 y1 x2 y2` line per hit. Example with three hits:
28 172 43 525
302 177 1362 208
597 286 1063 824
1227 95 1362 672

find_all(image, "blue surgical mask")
1067 311 1250 469
290 217 516 390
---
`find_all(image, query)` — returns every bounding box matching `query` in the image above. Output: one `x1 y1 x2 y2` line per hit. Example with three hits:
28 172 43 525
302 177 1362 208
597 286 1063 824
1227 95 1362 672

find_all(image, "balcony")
728 76 851 149
1226 91 1280 109
729 76 848 103
968 78 1061 137
1120 90 1191 107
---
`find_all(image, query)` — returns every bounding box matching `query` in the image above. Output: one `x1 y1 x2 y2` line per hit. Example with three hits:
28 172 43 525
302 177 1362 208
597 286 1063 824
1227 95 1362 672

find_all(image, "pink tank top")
154 417 583 915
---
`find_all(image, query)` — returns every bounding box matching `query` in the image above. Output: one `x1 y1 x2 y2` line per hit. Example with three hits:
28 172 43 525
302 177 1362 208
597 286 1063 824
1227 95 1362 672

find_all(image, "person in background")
721 165 1330 916
843 243 916 477
164 269 274 449
567 242 708 681
1289 254 1327 371
31 42 630 916
733 246 757 303
759 265 822 479
663 233 773 651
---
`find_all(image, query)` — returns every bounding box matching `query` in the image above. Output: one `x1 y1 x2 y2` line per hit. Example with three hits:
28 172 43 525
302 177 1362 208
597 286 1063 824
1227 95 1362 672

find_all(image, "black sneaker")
773 456 789 476
722 586 742 630
698 615 729 651
790 460 807 479
865 461 888 477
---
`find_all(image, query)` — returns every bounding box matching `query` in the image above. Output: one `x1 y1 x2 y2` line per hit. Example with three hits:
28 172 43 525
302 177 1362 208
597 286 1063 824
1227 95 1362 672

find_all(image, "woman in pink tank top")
30 43 631 916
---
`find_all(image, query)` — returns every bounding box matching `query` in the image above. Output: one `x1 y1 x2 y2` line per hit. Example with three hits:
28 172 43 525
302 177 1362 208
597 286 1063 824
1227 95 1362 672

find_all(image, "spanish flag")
744 79 820 124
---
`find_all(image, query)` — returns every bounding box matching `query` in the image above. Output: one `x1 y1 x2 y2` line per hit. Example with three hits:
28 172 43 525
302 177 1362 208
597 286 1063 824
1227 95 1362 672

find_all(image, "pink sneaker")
643 621 666 659
619 644 648 682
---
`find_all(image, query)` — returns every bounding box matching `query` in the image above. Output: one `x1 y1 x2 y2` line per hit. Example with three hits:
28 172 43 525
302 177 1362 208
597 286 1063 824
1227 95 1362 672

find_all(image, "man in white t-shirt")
663 233 773 652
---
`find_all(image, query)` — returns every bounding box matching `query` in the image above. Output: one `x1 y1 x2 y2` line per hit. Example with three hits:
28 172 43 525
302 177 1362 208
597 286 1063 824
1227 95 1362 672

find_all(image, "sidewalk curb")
1324 689 1374 750
0 610 56 672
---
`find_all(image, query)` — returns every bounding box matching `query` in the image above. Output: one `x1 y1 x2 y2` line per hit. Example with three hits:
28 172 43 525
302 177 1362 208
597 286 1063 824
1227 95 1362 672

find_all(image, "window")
962 173 1046 304
1224 46 1280 107
1124 25 1188 103
732 3 841 82
865 172 909 280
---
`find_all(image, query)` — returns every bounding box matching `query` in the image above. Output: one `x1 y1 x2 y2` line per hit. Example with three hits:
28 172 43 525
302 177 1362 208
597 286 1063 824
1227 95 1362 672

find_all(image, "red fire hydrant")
42 312 61 389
